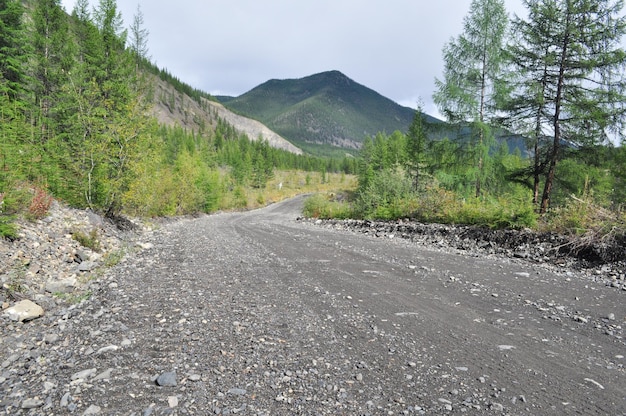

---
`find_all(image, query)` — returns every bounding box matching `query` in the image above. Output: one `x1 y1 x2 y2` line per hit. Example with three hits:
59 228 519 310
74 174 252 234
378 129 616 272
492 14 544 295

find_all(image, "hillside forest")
0 0 355 238
1 0 626 250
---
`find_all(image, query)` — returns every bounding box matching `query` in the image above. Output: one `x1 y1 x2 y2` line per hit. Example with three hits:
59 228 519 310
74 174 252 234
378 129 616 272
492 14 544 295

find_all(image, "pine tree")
507 0 626 213
433 0 510 197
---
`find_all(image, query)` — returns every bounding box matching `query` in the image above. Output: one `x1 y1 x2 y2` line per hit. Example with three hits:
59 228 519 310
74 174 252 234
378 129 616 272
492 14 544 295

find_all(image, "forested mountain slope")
149 75 302 154
219 70 435 150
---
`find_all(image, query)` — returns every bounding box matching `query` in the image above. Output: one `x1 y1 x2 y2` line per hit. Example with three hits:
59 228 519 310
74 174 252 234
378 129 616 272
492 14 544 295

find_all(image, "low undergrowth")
303 187 625 263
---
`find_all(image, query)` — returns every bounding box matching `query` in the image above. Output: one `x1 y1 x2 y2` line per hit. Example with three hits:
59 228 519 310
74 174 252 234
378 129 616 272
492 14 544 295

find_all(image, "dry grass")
220 170 357 211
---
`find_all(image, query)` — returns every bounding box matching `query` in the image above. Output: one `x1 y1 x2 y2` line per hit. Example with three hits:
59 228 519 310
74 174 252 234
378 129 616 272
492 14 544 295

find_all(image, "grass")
72 228 101 252
218 170 358 211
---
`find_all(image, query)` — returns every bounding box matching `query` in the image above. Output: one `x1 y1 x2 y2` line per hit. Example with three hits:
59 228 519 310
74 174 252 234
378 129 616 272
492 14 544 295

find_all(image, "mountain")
218 70 530 157
148 75 303 155
219 71 437 151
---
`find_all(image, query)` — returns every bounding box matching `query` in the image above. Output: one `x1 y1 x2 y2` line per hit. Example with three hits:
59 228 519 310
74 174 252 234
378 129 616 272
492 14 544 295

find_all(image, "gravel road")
2 196 625 415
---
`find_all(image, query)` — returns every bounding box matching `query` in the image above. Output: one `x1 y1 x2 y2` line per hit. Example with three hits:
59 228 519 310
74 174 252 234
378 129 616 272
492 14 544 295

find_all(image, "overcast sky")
60 0 528 117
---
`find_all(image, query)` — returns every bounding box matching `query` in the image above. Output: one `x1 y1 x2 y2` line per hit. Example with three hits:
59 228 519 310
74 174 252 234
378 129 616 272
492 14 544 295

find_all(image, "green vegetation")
219 70 425 154
1 0 624 252
72 228 101 252
0 0 354 232
304 0 626 248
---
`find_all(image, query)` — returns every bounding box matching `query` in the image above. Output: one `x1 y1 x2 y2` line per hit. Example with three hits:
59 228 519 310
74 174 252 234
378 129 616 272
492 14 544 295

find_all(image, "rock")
95 345 119 355
94 368 113 381
228 388 247 396
44 333 60 344
77 261 97 272
83 404 102 415
71 368 97 381
3 300 44 322
60 392 72 407
156 371 177 387
21 398 44 409
168 396 178 408
45 277 77 294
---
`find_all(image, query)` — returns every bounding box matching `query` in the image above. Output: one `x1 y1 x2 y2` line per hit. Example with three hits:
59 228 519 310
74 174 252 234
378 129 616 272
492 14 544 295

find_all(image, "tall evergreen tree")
0 0 27 188
30 0 73 143
405 105 429 190
433 0 510 197
129 4 150 66
507 0 626 213
0 0 26 100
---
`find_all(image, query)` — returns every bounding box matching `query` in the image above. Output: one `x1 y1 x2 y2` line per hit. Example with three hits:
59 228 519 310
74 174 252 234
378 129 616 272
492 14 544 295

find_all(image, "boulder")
3 300 44 322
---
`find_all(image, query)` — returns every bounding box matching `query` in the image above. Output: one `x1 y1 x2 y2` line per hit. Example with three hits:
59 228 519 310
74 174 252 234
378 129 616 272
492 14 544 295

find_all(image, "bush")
354 170 414 219
27 188 53 220
411 185 537 229
303 193 352 219
0 215 18 240
72 229 101 252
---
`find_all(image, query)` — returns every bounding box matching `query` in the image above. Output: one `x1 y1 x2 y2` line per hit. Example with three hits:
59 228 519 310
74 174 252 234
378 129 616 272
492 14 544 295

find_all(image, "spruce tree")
0 0 26 100
0 0 27 187
31 0 73 143
433 0 510 197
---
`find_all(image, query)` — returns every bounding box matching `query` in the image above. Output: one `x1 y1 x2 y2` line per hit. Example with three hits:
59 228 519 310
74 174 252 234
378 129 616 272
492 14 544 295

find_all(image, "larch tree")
506 0 626 213
433 0 510 197
129 4 150 67
405 104 429 190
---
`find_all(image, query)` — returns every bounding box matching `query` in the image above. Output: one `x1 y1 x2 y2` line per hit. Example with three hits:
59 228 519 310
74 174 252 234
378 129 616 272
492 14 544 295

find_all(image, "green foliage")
103 248 125 267
506 0 626 213
0 214 18 240
303 193 352 219
72 228 101 252
354 169 415 219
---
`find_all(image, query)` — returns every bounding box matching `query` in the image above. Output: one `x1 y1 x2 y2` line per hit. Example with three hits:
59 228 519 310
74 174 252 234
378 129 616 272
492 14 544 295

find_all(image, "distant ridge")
219 71 438 151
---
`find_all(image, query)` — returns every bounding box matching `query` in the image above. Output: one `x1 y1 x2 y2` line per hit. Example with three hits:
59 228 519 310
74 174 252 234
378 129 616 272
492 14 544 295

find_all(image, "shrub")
27 188 53 220
303 193 352 219
72 229 101 252
354 170 414 219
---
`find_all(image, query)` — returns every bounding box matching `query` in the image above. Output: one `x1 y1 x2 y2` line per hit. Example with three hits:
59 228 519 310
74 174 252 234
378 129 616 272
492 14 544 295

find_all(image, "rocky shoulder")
1 201 151 322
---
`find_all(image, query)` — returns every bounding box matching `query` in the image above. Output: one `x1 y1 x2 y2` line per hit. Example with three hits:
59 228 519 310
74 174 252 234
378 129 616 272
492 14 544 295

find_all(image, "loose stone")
156 371 177 387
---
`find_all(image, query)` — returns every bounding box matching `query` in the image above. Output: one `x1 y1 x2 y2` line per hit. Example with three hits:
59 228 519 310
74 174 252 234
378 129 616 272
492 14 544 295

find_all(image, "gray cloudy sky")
60 0 527 116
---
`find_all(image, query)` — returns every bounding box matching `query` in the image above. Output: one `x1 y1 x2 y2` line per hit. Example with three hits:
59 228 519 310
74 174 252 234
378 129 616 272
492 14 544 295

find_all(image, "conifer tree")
129 4 150 66
433 0 510 197
0 0 26 100
0 0 27 187
507 0 626 213
405 105 428 190
31 0 73 143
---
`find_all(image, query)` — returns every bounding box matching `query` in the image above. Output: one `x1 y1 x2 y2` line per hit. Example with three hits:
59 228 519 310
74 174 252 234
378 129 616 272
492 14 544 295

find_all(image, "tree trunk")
540 2 572 214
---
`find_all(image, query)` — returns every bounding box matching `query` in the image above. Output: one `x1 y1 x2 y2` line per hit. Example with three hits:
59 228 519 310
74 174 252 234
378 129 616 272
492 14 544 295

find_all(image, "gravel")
1 197 624 415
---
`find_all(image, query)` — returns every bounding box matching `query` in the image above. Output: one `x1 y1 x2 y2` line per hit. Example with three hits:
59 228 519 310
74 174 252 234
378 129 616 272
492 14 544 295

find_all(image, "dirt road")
2 196 625 415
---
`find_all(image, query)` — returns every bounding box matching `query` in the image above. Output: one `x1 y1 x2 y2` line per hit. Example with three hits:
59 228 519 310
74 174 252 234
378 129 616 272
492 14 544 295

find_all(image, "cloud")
61 0 528 112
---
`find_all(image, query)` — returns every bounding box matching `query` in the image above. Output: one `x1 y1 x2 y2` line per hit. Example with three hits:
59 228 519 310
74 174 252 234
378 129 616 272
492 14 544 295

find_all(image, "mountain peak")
220 71 417 153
